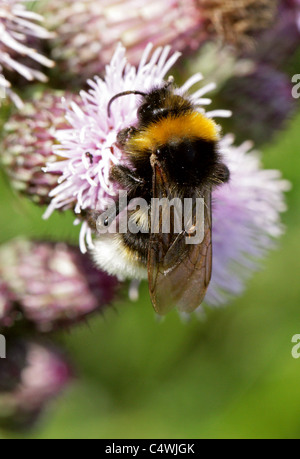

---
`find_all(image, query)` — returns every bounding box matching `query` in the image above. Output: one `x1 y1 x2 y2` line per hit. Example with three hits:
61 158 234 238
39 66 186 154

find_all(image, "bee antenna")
107 91 147 118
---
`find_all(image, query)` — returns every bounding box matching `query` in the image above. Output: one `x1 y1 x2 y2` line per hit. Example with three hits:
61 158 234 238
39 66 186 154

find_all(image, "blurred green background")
0 110 299 440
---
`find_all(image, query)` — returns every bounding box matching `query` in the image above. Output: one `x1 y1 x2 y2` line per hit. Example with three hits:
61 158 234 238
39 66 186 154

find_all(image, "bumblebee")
91 80 230 315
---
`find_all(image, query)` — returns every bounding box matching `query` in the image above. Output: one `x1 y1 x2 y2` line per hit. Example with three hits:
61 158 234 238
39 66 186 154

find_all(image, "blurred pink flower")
285 0 300 29
0 239 119 332
0 0 54 107
219 64 296 146
215 0 300 145
43 0 276 82
212 0 300 145
206 135 290 306
1 91 80 205
0 339 72 430
250 0 300 67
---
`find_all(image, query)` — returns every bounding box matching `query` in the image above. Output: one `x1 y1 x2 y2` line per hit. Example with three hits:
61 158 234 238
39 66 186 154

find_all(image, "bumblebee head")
107 84 191 126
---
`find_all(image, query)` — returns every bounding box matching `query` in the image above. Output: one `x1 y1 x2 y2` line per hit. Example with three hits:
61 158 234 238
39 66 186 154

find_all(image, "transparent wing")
148 162 212 315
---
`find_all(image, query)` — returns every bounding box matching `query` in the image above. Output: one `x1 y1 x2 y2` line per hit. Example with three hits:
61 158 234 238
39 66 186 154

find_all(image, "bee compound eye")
137 104 145 116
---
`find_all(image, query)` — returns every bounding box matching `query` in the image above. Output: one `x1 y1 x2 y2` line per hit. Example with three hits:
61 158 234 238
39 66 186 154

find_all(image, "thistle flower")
43 0 277 82
214 0 300 145
0 339 72 430
44 44 231 252
1 91 80 206
219 65 296 145
206 135 290 306
254 0 300 68
0 0 54 107
44 44 289 308
0 239 118 332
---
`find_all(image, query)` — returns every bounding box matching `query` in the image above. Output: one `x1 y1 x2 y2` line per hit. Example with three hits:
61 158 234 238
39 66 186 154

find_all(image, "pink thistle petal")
0 0 54 107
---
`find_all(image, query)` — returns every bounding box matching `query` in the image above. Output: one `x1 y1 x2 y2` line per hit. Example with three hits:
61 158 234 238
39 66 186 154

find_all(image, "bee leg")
86 166 147 233
110 165 145 193
82 164 144 233
116 126 138 148
85 166 146 232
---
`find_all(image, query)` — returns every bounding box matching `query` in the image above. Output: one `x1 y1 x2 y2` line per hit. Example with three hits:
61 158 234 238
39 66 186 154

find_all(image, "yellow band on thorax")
130 112 220 151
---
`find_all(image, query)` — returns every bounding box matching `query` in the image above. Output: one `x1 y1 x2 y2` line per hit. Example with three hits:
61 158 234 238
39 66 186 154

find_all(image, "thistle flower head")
212 0 300 145
0 239 119 332
206 135 290 305
43 43 289 308
43 0 277 82
0 339 72 430
243 0 300 69
0 0 54 107
44 44 231 252
1 91 80 205
219 65 296 145
284 0 300 28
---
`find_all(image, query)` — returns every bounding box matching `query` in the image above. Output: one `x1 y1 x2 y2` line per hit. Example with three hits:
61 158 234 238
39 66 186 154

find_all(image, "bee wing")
148 162 212 315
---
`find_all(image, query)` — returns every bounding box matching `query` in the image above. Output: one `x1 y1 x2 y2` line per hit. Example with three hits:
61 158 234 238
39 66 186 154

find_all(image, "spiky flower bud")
0 0 54 107
0 339 72 430
42 0 277 82
0 239 118 332
219 65 296 145
1 91 79 206
250 0 300 68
